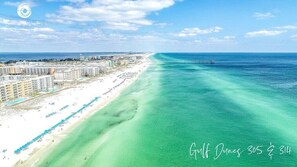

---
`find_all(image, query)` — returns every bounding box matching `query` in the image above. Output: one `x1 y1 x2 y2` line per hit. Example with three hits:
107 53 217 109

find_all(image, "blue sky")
0 0 297 52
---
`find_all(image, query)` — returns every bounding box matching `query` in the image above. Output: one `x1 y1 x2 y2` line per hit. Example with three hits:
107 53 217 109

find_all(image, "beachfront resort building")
23 67 54 75
0 75 31 82
0 66 23 75
0 54 144 103
0 66 53 75
80 67 100 77
31 75 54 92
0 75 54 103
0 63 110 77
0 80 33 102
54 69 80 86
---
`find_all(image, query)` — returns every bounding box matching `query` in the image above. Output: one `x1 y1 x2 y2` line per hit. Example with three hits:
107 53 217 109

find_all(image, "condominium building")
0 75 54 103
80 67 98 77
31 75 54 92
23 67 52 75
0 85 6 102
54 69 80 82
0 80 33 102
0 66 23 75
0 75 31 82
117 59 130 66
0 61 110 77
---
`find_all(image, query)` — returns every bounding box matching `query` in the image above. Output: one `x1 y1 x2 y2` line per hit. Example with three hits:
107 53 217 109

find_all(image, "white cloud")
0 27 28 33
208 36 236 43
3 0 37 7
0 18 41 26
245 30 286 38
105 22 139 31
193 40 202 43
291 34 297 40
177 27 222 37
32 27 55 32
3 1 19 6
47 0 85 3
46 0 176 30
33 34 58 40
0 26 165 44
253 12 275 19
223 36 236 40
275 25 297 30
0 27 55 33
4 38 25 42
155 22 169 28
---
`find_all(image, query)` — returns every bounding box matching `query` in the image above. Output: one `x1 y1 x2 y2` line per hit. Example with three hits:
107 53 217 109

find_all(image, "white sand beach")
0 53 152 167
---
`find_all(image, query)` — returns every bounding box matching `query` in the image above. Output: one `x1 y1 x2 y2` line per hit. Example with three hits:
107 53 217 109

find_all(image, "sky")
0 0 297 52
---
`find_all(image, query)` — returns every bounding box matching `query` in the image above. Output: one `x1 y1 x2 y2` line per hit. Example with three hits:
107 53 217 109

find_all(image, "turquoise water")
30 53 297 167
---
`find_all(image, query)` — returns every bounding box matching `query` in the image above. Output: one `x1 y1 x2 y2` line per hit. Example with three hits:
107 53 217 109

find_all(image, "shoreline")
0 53 153 167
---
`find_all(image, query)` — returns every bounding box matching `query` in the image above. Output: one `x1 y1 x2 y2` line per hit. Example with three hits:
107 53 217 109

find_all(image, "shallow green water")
36 53 297 167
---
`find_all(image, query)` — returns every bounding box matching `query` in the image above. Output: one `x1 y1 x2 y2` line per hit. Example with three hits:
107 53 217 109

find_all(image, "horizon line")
1 51 297 54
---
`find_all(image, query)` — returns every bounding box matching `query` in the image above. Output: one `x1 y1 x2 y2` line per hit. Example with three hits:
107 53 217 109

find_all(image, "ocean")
31 53 297 166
